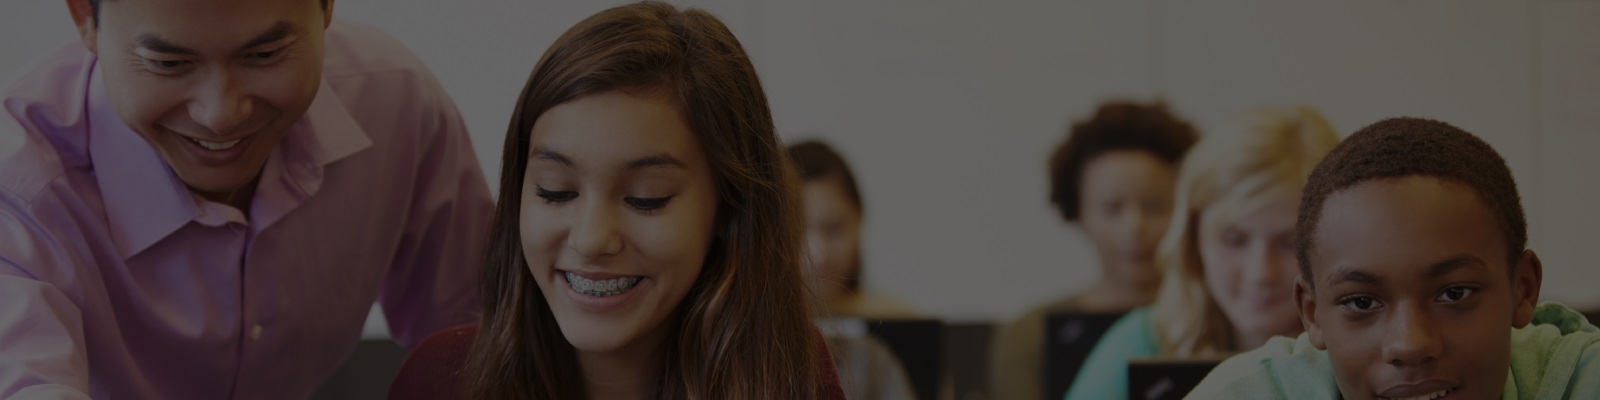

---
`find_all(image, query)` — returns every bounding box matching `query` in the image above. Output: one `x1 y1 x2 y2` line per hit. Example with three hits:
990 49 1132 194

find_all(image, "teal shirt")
1062 307 1162 400
1187 303 1600 400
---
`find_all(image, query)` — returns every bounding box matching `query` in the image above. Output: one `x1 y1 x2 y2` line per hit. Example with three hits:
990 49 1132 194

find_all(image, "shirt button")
250 324 263 341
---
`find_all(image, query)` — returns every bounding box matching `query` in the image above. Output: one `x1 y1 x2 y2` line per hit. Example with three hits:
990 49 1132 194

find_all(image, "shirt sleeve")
376 68 494 350
1062 310 1157 400
0 258 91 400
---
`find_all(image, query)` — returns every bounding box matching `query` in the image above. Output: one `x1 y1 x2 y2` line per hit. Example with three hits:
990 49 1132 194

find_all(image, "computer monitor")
1125 358 1223 400
1043 312 1125 400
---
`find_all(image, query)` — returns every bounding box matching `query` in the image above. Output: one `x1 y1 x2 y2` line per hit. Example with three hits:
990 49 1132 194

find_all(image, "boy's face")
1295 176 1541 400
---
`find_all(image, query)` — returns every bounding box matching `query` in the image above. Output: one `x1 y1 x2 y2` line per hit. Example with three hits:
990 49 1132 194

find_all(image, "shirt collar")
88 59 372 260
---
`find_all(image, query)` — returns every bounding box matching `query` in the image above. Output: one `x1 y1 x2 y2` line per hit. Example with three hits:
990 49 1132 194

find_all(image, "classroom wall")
2 0 1595 323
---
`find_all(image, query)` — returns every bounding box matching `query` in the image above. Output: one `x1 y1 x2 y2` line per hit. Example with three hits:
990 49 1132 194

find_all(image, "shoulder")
1508 303 1600 398
390 324 479 400
812 327 849 400
1187 334 1339 400
1101 307 1158 349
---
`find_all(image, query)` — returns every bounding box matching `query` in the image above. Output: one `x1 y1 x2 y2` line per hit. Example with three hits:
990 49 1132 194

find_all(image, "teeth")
564 272 642 297
1392 388 1451 400
192 137 242 151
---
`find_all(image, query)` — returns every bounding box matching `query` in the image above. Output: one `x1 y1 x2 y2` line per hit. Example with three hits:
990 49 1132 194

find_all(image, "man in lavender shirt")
0 0 493 398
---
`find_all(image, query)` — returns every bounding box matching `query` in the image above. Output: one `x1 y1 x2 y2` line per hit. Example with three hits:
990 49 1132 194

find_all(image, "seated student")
789 140 918 400
992 101 1199 400
1187 118 1600 399
385 2 846 399
1062 107 1341 400
790 140 919 319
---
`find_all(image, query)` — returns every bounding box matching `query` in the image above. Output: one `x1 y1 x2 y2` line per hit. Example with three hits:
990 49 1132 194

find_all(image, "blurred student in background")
790 140 918 400
387 2 845 399
790 140 918 318
1062 107 1340 400
990 102 1199 400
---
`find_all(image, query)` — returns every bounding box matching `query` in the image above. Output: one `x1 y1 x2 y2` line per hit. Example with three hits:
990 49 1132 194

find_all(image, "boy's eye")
1436 286 1476 302
624 196 672 212
1338 295 1383 312
535 187 577 204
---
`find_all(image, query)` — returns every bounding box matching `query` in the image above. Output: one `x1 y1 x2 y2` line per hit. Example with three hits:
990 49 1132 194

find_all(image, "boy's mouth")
1377 381 1458 400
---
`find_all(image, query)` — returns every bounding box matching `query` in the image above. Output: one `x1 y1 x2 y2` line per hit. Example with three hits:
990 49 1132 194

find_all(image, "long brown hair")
463 2 817 399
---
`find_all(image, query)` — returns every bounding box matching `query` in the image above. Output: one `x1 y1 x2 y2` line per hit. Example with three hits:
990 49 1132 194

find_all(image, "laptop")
1126 358 1224 400
1043 312 1125 400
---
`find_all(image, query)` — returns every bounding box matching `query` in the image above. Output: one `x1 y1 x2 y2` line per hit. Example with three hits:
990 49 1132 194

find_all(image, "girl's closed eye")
625 196 673 213
535 186 577 204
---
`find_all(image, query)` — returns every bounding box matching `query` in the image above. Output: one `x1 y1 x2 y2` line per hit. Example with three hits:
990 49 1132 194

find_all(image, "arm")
377 70 494 349
0 260 91 400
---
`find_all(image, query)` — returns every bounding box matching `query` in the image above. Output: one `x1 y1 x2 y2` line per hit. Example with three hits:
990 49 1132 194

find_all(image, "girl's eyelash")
625 196 672 212
534 187 576 204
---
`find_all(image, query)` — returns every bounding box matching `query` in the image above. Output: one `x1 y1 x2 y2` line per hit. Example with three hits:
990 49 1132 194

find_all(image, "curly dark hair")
1048 101 1199 221
1296 117 1526 287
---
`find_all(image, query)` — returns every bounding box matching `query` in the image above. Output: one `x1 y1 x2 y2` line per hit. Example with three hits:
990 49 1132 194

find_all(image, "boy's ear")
1510 249 1543 329
1295 275 1326 349
65 0 97 53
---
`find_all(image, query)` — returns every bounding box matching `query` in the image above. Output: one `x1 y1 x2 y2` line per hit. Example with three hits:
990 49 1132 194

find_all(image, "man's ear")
322 0 336 29
1296 275 1327 349
1510 249 1543 329
66 0 97 53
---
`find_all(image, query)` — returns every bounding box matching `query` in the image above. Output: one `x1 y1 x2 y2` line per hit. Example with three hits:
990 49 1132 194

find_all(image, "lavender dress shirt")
0 19 492 399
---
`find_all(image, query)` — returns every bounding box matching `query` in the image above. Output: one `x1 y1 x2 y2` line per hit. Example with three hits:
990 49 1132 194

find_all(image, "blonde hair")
1149 107 1340 357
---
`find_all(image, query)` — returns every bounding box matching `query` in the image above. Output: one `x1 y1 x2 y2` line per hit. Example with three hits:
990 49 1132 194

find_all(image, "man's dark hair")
89 0 330 27
1296 117 1526 287
1048 101 1198 221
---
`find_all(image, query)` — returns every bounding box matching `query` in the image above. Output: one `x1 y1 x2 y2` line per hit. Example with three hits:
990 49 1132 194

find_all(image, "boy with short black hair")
1187 117 1600 400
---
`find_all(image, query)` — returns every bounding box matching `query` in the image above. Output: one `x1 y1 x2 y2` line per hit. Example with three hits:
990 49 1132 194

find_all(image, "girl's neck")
576 324 670 400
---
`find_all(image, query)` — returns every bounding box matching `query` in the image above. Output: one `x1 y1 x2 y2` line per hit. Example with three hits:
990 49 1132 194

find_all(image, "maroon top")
388 324 848 399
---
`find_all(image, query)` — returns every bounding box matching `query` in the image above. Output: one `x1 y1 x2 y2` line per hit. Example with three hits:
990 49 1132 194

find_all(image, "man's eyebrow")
133 22 296 56
240 21 296 51
135 34 195 55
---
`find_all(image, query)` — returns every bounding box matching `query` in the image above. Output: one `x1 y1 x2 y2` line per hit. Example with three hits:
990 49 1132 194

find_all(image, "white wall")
3 0 1595 322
